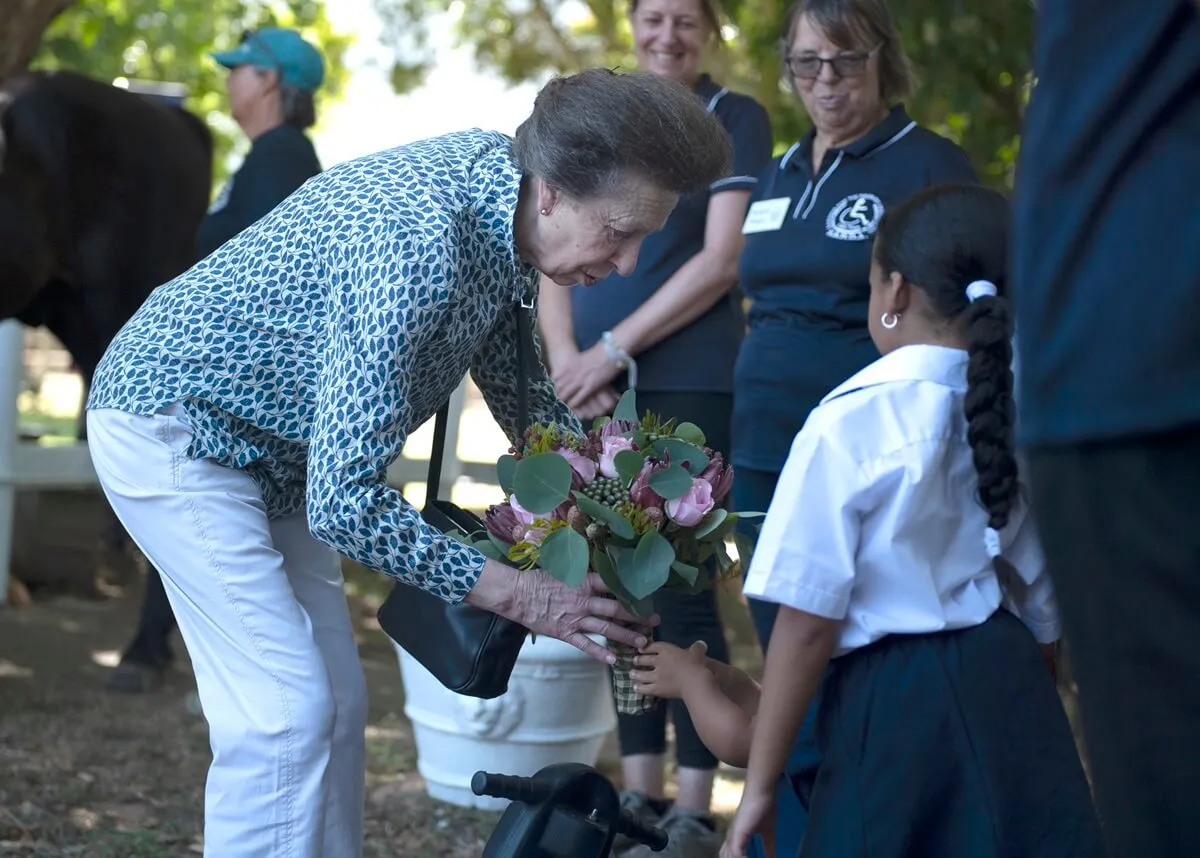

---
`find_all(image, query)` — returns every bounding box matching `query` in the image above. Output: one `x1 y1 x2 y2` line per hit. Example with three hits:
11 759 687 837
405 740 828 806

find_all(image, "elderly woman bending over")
84 68 732 858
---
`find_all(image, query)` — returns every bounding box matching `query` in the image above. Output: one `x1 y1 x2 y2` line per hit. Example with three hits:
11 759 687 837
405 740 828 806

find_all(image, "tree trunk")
0 0 75 81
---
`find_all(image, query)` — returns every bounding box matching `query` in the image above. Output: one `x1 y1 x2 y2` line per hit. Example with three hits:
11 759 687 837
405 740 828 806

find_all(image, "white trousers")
87 405 367 858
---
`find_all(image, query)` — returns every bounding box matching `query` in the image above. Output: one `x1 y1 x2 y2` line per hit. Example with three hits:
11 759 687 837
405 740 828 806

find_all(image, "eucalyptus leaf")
651 438 709 472
489 531 516 556
574 492 636 540
593 548 635 604
496 454 518 495
670 560 700 586
733 532 758 568
614 449 647 483
512 452 573 515
648 464 694 501
537 527 590 587
694 508 728 539
628 595 657 619
613 388 639 423
672 421 706 447
620 530 674 600
475 540 504 560
703 514 738 544
713 540 735 576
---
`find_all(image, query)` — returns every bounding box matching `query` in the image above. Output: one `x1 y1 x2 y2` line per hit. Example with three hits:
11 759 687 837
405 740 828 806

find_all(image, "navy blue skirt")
798 610 1105 858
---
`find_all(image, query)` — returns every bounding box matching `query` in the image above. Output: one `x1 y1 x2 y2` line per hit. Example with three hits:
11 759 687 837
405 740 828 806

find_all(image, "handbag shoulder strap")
427 304 532 503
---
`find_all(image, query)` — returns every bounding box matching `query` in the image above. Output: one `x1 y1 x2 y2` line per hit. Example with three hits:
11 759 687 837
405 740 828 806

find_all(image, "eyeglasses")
784 44 881 80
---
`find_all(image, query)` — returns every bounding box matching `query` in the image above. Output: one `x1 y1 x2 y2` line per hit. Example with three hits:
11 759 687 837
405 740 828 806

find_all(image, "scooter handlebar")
472 770 669 852
616 809 669 852
472 771 546 805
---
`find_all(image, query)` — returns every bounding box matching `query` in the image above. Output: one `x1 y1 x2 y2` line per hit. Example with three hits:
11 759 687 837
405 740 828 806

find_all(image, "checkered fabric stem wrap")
608 639 659 715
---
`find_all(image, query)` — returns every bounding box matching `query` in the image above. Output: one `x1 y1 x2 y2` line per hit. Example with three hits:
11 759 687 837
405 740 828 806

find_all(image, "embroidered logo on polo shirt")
826 193 884 241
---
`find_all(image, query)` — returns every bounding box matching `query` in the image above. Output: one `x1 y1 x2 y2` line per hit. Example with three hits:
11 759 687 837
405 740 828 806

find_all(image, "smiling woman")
535 3 775 855
81 66 731 858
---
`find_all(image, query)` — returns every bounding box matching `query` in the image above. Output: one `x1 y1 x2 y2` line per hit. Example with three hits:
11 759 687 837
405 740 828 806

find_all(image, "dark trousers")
732 466 822 858
615 391 731 771
1029 426 1200 858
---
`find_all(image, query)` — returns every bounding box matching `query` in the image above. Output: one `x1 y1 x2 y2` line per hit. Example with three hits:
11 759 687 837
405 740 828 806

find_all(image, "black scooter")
476 763 668 857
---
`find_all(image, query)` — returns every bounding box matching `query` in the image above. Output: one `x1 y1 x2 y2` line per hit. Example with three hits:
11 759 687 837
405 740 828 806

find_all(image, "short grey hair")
783 0 916 104
280 82 316 130
512 68 732 200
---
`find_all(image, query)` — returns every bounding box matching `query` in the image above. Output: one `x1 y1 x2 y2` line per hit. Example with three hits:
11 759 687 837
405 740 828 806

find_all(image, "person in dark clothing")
729 2 976 854
1013 2 1200 855
109 27 326 693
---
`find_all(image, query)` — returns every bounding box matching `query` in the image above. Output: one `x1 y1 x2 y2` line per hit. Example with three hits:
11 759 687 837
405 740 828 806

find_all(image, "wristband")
601 331 638 389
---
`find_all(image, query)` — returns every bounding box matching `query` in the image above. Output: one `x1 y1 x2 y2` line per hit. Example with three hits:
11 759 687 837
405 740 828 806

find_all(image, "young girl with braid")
631 184 1104 858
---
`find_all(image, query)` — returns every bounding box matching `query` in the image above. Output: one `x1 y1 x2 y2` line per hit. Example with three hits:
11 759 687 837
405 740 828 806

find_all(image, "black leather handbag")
376 306 533 699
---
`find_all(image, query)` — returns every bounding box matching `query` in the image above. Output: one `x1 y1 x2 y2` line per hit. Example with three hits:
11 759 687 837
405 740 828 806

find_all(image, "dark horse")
0 70 213 387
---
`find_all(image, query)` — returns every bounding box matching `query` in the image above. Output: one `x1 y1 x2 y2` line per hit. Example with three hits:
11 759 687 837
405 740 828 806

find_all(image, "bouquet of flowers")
458 390 760 715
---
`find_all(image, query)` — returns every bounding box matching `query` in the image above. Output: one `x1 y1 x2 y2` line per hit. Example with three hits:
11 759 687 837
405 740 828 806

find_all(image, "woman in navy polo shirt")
732 0 975 853
538 1 773 853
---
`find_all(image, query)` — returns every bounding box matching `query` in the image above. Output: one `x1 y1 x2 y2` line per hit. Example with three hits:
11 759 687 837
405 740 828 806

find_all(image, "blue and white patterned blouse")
88 130 580 603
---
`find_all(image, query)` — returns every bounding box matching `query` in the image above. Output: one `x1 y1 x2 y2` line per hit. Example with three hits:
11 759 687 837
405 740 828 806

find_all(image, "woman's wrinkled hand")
512 569 657 664
552 343 622 411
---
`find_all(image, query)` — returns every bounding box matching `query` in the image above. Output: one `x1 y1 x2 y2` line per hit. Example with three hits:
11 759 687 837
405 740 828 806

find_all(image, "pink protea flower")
598 418 638 438
485 503 524 546
698 452 734 503
628 457 665 510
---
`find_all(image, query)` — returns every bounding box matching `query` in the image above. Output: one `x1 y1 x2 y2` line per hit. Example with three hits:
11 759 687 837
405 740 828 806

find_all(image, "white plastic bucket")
395 634 617 810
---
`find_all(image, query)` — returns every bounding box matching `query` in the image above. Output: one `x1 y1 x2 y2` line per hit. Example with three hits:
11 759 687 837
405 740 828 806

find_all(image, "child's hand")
630 641 710 699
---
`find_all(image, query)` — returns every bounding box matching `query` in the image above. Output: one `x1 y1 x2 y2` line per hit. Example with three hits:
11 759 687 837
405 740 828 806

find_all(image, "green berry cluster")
580 476 626 506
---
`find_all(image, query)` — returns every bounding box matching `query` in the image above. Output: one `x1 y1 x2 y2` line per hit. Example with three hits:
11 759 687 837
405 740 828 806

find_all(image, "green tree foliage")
375 0 1032 185
32 0 352 189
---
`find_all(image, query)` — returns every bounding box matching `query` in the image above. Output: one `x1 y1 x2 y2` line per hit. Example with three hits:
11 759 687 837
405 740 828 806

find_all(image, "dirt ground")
0 555 765 858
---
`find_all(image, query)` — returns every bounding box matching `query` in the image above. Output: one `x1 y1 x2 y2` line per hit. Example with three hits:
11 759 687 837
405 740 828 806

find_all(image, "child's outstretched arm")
631 641 760 767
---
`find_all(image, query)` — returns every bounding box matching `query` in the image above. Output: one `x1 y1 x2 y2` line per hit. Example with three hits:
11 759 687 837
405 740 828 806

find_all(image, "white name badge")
742 197 791 234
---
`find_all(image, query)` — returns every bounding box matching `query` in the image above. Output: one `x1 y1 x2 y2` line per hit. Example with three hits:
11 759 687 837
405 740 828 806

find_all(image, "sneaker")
612 790 668 855
622 806 721 858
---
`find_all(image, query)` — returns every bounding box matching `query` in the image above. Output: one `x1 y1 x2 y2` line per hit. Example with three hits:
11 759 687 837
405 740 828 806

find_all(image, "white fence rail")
0 319 497 606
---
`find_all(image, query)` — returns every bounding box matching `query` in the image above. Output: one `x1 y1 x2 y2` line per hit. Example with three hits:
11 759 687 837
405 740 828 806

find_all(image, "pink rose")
599 436 636 479
555 447 597 485
665 478 715 527
508 496 538 526
523 526 549 545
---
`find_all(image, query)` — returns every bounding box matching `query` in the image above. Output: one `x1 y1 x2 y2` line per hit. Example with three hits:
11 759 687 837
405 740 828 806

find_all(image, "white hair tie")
966 280 998 302
984 526 1002 558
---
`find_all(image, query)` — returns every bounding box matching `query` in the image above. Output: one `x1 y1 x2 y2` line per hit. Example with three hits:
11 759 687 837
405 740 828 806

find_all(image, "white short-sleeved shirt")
743 344 1060 657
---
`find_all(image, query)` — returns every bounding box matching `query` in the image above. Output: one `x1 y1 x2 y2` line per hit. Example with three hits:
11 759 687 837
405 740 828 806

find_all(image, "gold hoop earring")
881 312 900 330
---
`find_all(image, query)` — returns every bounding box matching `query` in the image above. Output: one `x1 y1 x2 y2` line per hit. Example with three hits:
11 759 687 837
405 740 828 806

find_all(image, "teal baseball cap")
211 28 325 91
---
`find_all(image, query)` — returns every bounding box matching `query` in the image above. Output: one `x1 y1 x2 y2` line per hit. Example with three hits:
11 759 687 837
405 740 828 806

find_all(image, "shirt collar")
789 104 916 175
821 344 968 405
469 135 539 303
694 73 724 105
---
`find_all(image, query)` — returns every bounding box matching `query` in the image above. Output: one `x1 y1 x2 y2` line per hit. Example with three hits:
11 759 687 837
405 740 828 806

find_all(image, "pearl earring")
539 207 550 216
